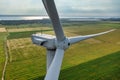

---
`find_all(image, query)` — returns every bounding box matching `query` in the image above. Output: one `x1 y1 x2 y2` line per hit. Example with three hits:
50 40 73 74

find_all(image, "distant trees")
0 19 51 25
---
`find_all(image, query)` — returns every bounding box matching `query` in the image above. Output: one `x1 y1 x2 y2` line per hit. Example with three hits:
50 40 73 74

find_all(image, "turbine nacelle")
32 34 70 50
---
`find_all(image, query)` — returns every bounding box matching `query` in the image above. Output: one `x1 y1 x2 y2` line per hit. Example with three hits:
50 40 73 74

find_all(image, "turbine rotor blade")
45 48 64 80
46 49 56 70
42 0 65 41
69 29 116 44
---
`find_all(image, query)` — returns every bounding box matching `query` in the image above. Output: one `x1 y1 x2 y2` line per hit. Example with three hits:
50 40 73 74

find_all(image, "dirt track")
1 37 8 80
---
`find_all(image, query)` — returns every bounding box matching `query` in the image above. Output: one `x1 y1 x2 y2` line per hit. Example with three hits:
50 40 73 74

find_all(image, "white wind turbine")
31 0 116 80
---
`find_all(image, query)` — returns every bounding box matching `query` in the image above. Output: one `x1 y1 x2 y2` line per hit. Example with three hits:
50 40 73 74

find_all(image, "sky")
0 0 120 17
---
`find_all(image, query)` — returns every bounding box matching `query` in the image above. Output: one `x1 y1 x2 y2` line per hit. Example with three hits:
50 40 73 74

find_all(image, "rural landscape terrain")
0 20 120 80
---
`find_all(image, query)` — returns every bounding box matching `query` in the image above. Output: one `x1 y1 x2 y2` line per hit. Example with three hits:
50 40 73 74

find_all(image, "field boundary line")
1 32 9 80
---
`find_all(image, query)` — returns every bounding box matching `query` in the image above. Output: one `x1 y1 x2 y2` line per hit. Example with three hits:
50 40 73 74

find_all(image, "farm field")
0 28 6 32
0 30 7 78
0 21 120 80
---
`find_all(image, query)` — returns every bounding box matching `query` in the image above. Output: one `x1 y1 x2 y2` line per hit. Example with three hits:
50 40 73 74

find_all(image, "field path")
1 36 8 80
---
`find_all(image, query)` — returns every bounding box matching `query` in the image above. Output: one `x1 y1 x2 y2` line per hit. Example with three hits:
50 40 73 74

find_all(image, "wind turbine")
31 0 116 80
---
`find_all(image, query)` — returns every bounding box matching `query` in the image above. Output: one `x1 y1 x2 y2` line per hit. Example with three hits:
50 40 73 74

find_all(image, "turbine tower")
31 0 116 80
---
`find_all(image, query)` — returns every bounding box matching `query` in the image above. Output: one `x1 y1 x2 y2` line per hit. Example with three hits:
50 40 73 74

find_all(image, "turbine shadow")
33 51 120 80
32 76 45 80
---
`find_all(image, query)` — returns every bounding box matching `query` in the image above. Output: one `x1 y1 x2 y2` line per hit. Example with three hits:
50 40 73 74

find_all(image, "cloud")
55 0 120 17
0 0 46 15
0 0 120 17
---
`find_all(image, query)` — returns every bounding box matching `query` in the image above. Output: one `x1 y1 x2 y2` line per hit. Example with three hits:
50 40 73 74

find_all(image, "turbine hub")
55 38 70 50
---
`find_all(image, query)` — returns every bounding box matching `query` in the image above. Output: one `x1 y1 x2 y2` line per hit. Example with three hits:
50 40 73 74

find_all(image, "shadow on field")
32 76 45 80
33 51 120 80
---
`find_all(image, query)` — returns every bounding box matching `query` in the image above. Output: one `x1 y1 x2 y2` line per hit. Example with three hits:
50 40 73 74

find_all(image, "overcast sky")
0 0 120 17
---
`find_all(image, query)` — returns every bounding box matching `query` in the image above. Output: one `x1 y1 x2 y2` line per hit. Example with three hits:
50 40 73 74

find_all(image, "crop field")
0 21 120 80
0 28 6 32
0 32 7 78
7 27 52 32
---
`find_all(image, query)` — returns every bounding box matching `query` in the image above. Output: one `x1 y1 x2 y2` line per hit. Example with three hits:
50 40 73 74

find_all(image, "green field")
0 21 120 80
0 32 7 78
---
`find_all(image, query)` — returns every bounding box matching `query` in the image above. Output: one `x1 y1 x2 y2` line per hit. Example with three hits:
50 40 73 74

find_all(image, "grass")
6 38 46 80
7 27 52 32
0 32 7 78
3 21 120 80
7 29 53 39
60 51 120 80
